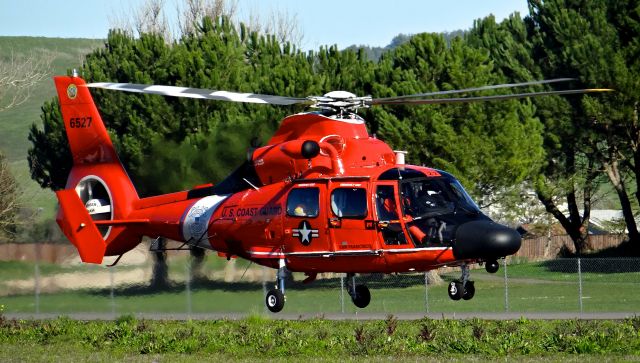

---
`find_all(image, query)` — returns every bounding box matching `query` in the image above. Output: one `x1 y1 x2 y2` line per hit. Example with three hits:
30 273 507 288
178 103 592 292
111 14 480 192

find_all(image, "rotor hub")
322 91 357 99
309 91 372 113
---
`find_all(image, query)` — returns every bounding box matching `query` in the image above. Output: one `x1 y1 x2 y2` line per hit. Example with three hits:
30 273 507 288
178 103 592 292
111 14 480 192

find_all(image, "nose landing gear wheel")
266 289 285 313
448 263 477 301
485 260 499 273
448 281 464 300
352 284 371 308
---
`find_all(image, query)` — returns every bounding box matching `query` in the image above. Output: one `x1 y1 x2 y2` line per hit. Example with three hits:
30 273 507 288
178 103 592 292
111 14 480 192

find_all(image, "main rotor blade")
371 88 613 106
373 78 576 102
86 82 312 106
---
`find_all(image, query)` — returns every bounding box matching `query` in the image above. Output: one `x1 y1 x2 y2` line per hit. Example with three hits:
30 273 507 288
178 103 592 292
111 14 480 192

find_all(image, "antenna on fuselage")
243 178 259 191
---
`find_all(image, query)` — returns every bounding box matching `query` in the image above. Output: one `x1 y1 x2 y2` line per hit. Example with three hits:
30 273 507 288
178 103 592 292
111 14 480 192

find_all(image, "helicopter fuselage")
99 111 520 274
53 75 523 311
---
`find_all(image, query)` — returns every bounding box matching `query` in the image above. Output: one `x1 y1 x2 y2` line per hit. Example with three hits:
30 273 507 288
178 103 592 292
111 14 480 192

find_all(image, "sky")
0 0 529 50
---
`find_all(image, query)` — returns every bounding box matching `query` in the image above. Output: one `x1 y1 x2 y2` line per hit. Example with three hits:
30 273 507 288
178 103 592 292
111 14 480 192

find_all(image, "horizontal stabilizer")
55 189 106 264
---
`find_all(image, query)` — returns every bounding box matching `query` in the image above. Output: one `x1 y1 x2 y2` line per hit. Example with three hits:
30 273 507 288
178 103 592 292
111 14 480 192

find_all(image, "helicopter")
53 73 610 312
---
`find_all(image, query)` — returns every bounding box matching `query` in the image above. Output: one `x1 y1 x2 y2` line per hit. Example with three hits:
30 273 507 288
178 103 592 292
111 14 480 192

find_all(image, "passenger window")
331 188 367 218
286 188 319 217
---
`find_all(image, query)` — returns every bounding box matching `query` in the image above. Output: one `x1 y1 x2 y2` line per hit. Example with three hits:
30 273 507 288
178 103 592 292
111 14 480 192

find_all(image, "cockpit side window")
401 177 480 218
375 184 407 245
376 185 399 221
402 179 451 217
331 188 367 219
286 188 319 218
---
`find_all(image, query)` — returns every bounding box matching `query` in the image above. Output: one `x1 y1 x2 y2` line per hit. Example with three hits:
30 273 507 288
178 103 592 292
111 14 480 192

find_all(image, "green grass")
8 160 57 222
0 260 80 280
2 259 640 315
0 317 639 360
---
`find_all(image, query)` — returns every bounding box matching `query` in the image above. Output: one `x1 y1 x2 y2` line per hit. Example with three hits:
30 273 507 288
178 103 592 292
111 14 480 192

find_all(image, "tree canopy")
28 2 640 254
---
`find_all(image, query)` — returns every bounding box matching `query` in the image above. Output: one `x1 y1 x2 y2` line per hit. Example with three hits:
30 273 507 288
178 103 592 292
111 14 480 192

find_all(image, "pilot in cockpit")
377 189 398 221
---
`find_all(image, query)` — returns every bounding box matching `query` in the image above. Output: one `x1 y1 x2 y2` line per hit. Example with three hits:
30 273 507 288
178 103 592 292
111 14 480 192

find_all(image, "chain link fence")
2 248 639 316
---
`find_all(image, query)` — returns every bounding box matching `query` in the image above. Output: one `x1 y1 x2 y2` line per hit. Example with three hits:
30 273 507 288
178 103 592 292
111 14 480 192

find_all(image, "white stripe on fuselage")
182 195 228 245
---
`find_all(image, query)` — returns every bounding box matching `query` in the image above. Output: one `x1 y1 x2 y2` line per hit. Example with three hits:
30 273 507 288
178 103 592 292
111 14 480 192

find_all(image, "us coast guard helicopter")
54 73 609 312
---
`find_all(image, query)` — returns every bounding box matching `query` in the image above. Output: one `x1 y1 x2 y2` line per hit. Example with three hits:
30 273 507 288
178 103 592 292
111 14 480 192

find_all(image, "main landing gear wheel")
266 289 285 313
347 273 371 309
352 284 371 308
265 259 288 313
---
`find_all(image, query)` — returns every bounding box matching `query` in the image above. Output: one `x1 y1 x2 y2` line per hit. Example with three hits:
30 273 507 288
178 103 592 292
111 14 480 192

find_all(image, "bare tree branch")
137 0 170 39
0 50 53 112
109 0 172 42
109 1 302 47
178 0 238 35
0 153 18 239
266 8 303 48
244 5 303 48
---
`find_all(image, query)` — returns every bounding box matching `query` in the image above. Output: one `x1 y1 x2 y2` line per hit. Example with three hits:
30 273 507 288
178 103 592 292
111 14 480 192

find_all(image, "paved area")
5 312 638 321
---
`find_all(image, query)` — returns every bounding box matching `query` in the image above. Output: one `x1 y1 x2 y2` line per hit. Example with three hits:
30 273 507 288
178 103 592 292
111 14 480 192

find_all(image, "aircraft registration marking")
69 116 92 128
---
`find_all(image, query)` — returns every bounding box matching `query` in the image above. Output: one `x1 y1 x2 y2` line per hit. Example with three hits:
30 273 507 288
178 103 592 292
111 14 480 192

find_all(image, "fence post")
577 257 583 313
340 276 345 313
186 261 192 318
424 272 429 314
110 267 115 318
503 257 509 312
262 266 267 313
34 243 40 316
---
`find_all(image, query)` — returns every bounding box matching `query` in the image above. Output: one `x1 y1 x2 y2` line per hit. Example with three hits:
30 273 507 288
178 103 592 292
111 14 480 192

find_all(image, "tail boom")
54 75 229 263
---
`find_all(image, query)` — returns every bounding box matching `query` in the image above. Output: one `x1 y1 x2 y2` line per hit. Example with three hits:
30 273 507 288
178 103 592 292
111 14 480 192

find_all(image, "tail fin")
54 76 118 164
54 75 141 263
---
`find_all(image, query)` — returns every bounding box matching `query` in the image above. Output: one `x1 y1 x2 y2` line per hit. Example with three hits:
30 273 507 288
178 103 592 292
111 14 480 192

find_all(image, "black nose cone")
453 220 521 260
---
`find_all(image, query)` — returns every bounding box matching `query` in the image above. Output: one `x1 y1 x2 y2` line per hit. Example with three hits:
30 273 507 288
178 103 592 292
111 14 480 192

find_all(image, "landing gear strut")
447 263 475 301
347 273 371 308
265 259 287 313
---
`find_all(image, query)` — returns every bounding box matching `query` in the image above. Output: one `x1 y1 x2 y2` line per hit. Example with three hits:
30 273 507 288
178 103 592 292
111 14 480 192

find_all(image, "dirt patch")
2 267 151 296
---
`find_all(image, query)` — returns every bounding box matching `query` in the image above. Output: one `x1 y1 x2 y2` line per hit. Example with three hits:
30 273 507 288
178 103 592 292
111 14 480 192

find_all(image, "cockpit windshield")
400 176 480 219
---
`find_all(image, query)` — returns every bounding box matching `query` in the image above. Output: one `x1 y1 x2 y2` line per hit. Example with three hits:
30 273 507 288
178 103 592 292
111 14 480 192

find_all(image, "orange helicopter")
54 73 609 312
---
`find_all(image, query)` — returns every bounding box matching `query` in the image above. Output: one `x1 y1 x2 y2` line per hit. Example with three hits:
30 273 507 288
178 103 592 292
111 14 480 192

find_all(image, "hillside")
0 37 104 161
344 31 466 62
0 37 104 224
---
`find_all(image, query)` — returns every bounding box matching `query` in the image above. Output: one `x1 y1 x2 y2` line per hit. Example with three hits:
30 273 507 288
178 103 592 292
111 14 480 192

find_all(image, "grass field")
2 258 639 315
1 316 639 361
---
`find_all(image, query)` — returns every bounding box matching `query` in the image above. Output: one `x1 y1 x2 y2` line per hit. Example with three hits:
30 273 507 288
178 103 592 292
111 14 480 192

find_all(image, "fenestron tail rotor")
86 78 613 112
